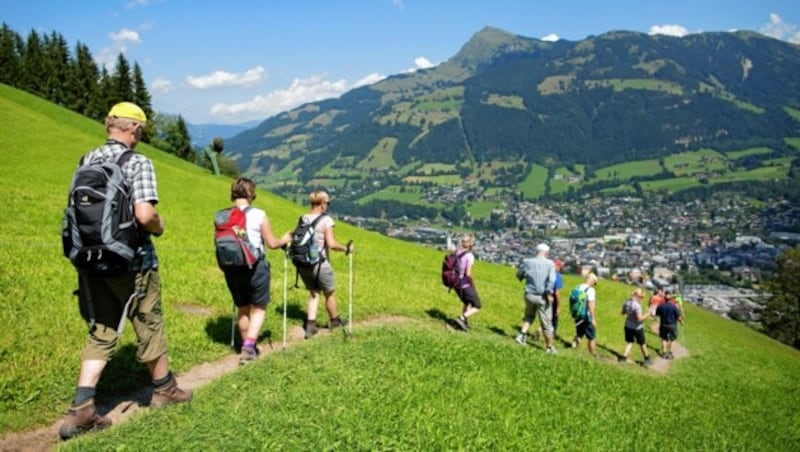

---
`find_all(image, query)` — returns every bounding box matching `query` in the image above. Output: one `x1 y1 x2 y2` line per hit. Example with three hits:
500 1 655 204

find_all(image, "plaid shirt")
79 139 159 270
516 256 556 296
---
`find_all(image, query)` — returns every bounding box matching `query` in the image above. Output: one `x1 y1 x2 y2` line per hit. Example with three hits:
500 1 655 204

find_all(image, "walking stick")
230 302 236 349
347 240 354 334
283 248 289 350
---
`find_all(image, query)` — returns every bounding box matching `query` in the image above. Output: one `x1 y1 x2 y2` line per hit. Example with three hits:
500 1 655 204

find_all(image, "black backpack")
61 151 139 275
288 214 326 268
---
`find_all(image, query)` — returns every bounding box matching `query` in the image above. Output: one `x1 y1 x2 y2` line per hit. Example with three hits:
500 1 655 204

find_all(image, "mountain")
187 119 261 147
224 26 800 202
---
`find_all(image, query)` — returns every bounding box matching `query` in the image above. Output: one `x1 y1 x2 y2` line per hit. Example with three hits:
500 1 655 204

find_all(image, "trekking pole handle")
346 240 354 255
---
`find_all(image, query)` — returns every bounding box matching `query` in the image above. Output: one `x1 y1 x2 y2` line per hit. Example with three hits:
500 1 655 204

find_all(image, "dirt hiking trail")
1 315 688 451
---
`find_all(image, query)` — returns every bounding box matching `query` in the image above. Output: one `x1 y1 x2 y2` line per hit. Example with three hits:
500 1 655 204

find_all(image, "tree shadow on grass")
597 342 624 361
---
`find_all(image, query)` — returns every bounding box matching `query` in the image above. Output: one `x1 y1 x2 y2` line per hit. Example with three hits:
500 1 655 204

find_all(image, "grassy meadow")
1 84 800 450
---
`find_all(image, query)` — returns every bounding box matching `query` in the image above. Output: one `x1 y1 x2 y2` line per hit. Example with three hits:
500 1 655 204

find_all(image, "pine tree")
0 23 23 86
132 62 153 142
89 66 114 122
70 42 99 116
175 115 193 160
111 52 133 103
762 247 800 350
43 31 72 107
21 29 46 96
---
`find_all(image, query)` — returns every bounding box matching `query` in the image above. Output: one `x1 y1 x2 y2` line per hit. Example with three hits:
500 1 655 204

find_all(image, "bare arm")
323 226 353 253
134 201 164 236
260 216 291 250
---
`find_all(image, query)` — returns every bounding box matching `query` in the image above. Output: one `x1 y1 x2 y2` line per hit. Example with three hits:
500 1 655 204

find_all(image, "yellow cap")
587 273 598 284
107 102 147 123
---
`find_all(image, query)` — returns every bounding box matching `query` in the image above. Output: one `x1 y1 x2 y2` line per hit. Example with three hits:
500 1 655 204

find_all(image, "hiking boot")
58 398 111 440
666 352 674 360
546 346 558 355
329 317 349 331
453 316 468 331
239 345 260 365
151 377 193 408
304 321 319 339
515 333 528 346
643 357 653 366
618 356 627 363
570 340 579 349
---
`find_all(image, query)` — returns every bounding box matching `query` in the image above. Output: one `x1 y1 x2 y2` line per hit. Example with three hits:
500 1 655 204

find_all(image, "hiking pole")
283 247 289 350
230 302 235 349
347 240 354 335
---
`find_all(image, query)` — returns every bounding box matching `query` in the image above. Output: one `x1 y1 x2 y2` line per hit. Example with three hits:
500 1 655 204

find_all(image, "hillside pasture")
517 163 548 199
356 137 398 169
663 148 728 176
593 158 663 181
356 185 426 205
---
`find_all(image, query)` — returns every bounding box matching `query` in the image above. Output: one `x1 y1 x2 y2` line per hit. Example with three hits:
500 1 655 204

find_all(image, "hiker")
59 102 191 441
515 243 558 353
620 288 653 365
648 286 665 319
296 190 353 338
222 178 291 364
570 272 599 356
656 294 684 359
452 234 482 331
530 258 564 343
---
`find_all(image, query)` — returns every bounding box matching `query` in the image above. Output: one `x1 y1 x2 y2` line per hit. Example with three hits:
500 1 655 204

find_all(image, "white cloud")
210 73 381 121
405 56 437 73
354 72 385 87
151 77 173 94
186 66 266 89
760 13 800 44
649 24 689 37
95 28 143 70
109 28 142 44
541 33 560 42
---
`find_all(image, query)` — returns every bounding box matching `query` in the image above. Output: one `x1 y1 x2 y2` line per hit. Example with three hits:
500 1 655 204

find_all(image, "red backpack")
213 207 260 270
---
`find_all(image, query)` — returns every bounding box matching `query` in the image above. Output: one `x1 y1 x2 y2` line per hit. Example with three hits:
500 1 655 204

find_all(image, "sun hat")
107 102 147 123
587 273 598 284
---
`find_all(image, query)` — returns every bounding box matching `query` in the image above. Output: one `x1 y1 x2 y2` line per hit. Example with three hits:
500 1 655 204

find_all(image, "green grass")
464 200 504 219
594 159 663 181
785 137 800 150
3 84 800 449
725 146 772 159
663 148 728 176
356 185 425 205
518 163 548 199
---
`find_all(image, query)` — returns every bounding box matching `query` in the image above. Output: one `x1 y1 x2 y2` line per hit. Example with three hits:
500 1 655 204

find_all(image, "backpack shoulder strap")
309 213 327 228
116 150 136 167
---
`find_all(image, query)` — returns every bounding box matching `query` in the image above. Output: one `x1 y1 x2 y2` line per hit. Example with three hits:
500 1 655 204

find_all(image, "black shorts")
624 327 646 345
659 324 678 341
456 285 481 309
224 258 271 307
575 318 596 340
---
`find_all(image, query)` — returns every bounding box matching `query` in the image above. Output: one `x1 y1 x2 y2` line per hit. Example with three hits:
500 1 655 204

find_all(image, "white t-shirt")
301 213 335 259
241 206 266 254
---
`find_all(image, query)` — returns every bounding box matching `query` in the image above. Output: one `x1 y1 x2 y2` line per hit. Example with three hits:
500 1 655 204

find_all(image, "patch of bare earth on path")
645 322 690 374
0 315 413 452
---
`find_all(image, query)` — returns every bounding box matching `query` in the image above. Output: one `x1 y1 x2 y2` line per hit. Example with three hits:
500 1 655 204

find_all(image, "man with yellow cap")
59 102 192 441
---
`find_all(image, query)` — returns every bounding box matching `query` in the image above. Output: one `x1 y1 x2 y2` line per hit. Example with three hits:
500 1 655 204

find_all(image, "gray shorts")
524 292 554 335
298 261 335 293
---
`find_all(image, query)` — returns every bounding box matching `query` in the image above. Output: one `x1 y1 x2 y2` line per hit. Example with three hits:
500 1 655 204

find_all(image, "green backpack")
569 285 590 319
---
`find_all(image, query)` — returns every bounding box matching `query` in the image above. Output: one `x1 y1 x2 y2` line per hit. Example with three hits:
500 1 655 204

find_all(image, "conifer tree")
132 62 153 142
0 24 23 86
70 42 99 116
21 29 46 96
111 52 133 104
43 31 72 107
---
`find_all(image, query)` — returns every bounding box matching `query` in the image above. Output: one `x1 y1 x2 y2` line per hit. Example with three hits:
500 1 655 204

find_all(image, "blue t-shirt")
555 272 563 290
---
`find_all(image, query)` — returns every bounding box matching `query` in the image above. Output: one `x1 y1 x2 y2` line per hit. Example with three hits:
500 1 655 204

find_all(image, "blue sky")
2 0 799 125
